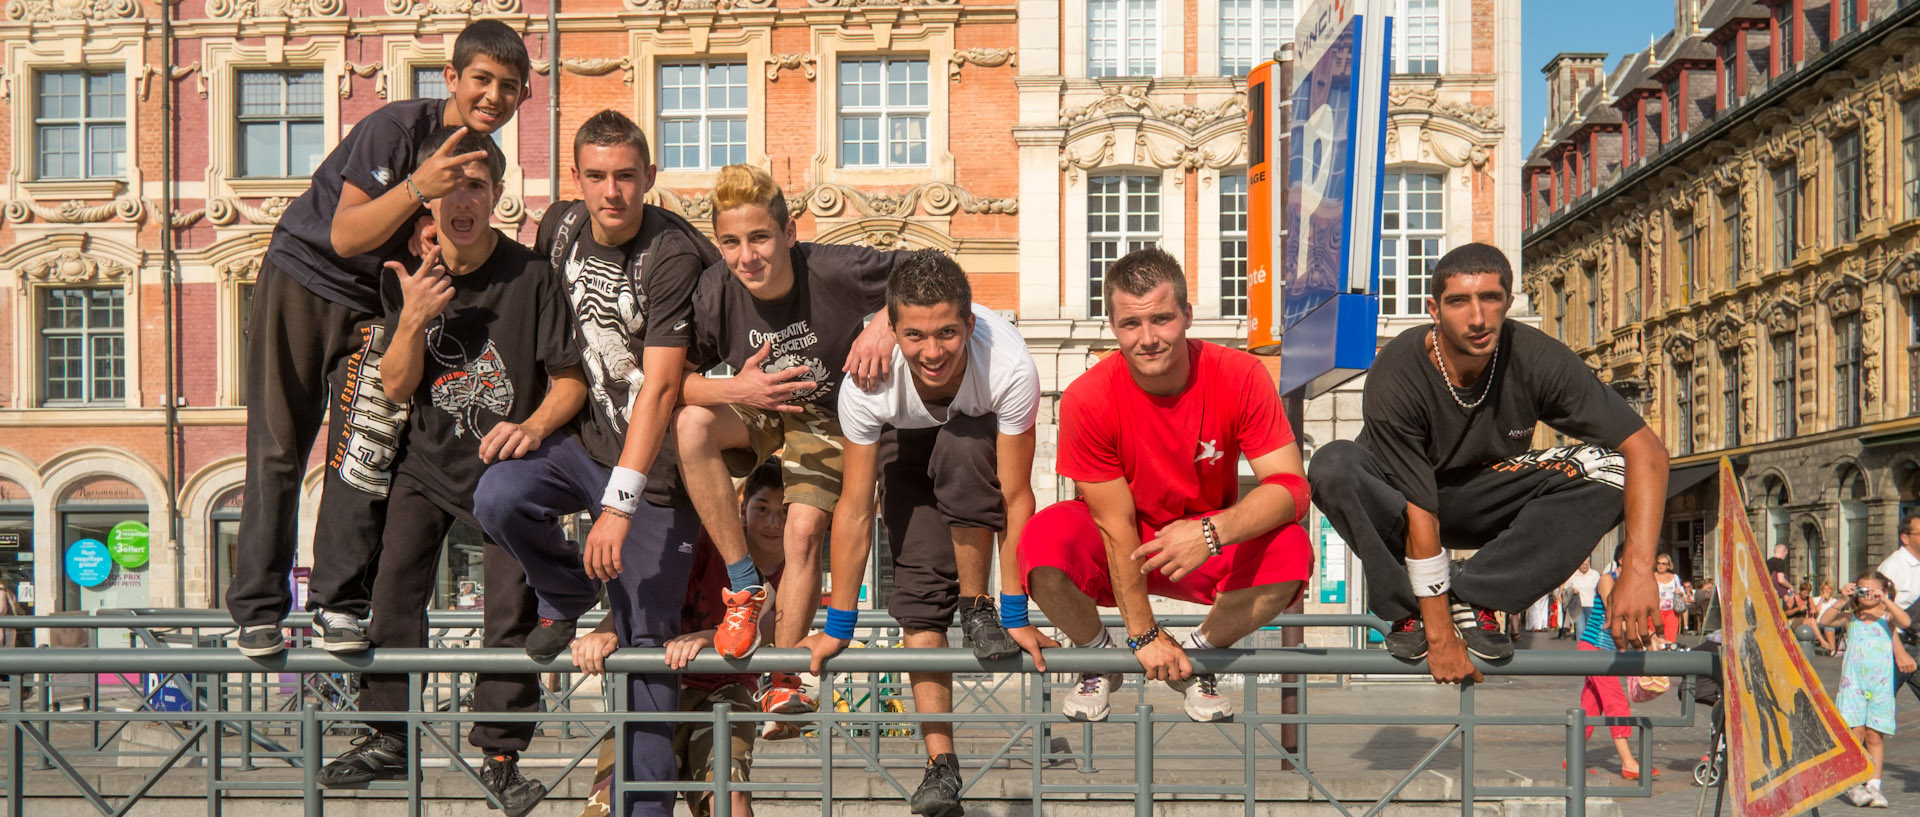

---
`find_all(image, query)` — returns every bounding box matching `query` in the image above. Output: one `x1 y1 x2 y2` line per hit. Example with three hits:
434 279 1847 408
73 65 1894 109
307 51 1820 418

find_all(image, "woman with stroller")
1819 571 1913 808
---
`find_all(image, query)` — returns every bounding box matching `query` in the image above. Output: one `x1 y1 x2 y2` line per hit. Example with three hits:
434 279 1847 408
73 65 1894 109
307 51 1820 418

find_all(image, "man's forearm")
380 325 426 401
827 504 873 611
1210 483 1293 547
1619 430 1669 573
522 373 587 438
680 373 739 407
998 487 1035 594
616 374 681 472
333 186 424 258
1094 521 1156 634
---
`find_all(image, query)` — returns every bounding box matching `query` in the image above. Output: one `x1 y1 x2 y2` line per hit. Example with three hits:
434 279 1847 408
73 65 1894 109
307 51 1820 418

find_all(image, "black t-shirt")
690 243 900 411
267 98 445 313
381 232 582 514
534 203 718 506
1356 321 1647 513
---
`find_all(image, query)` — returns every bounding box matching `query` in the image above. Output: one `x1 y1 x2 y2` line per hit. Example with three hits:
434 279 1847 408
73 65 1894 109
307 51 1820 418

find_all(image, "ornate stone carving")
1058 134 1116 183
20 246 129 284
206 196 291 226
622 0 774 10
857 230 904 250
385 0 518 15
1664 331 1698 364
1888 248 1920 294
805 0 954 6
1820 277 1864 315
2 196 145 225
948 48 1015 82
1058 85 1247 136
217 256 261 283
792 182 1016 218
1758 293 1800 335
1708 314 1742 350
340 62 382 99
1132 132 1246 175
1418 129 1491 169
560 58 634 84
493 195 524 224
1386 85 1501 132
4 0 137 22
206 0 343 18
765 54 818 82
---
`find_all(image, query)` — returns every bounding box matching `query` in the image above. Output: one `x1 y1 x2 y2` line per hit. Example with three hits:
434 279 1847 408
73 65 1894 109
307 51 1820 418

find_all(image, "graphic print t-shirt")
268 98 444 313
535 203 717 505
1355 321 1647 513
1056 340 1294 532
381 232 582 513
691 243 900 412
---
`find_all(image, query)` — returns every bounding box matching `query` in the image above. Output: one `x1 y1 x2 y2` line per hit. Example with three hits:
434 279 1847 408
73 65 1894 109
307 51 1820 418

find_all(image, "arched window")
1840 467 1869 581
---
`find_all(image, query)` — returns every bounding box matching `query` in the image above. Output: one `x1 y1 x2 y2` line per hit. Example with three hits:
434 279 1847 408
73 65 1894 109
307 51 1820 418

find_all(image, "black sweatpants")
1310 440 1626 623
226 260 395 625
878 412 1006 632
359 475 541 754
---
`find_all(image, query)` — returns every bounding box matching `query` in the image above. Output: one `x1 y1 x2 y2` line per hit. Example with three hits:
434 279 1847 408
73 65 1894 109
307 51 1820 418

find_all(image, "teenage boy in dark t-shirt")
675 163 901 720
226 20 531 657
471 111 718 817
314 127 581 817
1310 243 1670 685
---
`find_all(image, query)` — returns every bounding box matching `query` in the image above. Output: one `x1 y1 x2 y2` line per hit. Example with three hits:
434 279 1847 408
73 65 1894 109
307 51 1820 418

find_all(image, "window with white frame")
1087 173 1162 318
1673 361 1695 456
41 288 126 406
1722 347 1742 448
1836 313 1864 427
1089 0 1159 78
1220 172 1249 318
659 63 748 171
1903 97 1920 220
414 66 448 99
838 58 929 168
1772 162 1799 268
1378 171 1444 317
1771 331 1796 438
1835 129 1862 244
1220 0 1291 77
36 71 126 180
1397 0 1441 74
238 71 324 178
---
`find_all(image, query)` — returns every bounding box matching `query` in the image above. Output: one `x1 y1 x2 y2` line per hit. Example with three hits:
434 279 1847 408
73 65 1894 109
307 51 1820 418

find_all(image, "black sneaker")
960 596 1019 661
525 618 577 661
236 624 285 658
909 753 965 817
1383 615 1427 661
314 609 370 653
479 753 547 817
318 731 407 787
1450 597 1515 661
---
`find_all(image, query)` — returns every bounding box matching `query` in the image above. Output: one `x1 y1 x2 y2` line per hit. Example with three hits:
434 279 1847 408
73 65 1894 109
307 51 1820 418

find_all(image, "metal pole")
1460 683 1475 817
1566 707 1587 817
711 700 730 817
301 705 321 817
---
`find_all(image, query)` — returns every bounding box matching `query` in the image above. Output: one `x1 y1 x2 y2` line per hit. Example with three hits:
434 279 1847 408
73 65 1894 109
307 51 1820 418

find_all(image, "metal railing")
0 612 1717 817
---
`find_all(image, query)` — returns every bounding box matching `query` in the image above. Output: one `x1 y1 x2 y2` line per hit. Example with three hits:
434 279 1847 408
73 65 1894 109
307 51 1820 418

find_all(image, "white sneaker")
1866 786 1889 808
1845 784 1872 807
1062 673 1121 722
1166 674 1234 722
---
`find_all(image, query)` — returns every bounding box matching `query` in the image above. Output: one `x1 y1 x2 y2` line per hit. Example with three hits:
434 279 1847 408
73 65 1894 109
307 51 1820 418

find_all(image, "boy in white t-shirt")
799 250 1049 817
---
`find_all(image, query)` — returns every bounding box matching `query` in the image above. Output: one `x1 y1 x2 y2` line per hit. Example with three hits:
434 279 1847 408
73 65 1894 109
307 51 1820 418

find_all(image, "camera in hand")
1850 586 1874 599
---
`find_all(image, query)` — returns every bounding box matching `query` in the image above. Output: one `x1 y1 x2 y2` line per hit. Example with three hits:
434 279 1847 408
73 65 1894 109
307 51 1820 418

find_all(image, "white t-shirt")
1876 546 1920 611
837 303 1041 446
1563 568 1601 607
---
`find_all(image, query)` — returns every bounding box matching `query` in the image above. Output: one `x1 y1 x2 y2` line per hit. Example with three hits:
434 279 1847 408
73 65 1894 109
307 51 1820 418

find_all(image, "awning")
1667 463 1718 498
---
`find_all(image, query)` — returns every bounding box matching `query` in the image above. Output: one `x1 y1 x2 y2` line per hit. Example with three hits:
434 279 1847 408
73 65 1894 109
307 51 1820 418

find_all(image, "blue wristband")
1000 593 1031 629
824 606 859 640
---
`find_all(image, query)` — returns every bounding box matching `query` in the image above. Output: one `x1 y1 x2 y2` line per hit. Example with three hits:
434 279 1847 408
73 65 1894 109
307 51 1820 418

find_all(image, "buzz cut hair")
572 109 651 166
1429 242 1514 300
886 250 972 324
1103 246 1188 311
416 125 506 186
710 164 791 230
451 19 533 86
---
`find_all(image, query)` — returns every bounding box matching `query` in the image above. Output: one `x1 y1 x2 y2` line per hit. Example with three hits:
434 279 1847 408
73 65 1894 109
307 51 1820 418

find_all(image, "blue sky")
1521 0 1676 151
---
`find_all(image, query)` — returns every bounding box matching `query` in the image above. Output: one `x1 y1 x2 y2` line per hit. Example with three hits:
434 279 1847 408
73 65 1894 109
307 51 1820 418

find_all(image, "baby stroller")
1690 637 1726 788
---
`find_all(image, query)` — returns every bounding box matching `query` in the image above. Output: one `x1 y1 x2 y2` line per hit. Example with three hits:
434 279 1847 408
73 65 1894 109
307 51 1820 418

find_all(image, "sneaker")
1383 616 1428 661
1866 785 1889 808
757 672 816 715
236 624 285 658
960 595 1019 660
1165 674 1234 722
1844 784 1873 807
313 610 369 654
318 731 407 787
1451 597 1515 661
1062 673 1122 722
760 720 803 741
908 754 965 817
478 753 547 817
524 618 577 662
716 586 771 659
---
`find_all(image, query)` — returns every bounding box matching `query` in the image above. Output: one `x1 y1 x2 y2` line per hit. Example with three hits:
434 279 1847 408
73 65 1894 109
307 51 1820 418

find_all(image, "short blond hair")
711 164 791 229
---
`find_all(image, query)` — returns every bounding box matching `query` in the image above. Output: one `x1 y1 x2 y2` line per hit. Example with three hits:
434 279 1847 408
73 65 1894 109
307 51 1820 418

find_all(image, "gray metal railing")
0 613 1716 817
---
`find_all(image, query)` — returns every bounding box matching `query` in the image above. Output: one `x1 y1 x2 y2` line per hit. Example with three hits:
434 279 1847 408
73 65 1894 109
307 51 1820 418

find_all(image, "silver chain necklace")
1430 327 1496 411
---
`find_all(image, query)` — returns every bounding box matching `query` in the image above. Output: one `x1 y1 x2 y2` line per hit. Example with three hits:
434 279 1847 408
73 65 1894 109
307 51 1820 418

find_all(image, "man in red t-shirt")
1019 247 1313 723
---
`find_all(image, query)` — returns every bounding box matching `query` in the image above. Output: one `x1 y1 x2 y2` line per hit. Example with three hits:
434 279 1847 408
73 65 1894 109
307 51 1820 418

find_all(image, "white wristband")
601 466 647 516
1407 553 1451 598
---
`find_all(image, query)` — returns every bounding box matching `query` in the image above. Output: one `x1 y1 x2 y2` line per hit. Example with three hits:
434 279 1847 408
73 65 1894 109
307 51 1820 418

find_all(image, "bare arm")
1133 443 1304 581
826 441 881 612
1080 477 1152 635
1407 503 1480 683
995 429 1038 594
1607 427 1670 649
616 346 686 472
1818 603 1849 629
377 251 451 402
680 342 811 410
518 368 587 440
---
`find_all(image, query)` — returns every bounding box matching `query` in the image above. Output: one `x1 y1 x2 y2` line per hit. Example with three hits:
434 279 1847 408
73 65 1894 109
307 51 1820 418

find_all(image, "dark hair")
1103 246 1187 312
451 20 533 85
416 125 507 186
886 250 972 323
741 458 783 508
1853 570 1896 608
572 109 652 166
1902 511 1920 536
1429 242 1514 300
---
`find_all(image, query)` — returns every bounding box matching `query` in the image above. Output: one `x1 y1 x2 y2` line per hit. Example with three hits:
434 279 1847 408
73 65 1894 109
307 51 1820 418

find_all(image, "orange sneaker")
756 672 816 715
715 586 770 659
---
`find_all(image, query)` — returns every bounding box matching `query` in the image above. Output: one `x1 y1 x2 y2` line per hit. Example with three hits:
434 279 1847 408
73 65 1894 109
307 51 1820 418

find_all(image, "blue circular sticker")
66 538 112 588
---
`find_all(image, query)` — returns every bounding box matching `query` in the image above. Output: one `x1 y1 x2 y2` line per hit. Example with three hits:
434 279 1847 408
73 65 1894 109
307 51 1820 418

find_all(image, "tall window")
1646 96 1665 151
1754 31 1770 84
1398 0 1441 74
237 282 255 407
1220 0 1290 76
1555 283 1571 343
35 71 126 180
1776 3 1795 68
1721 40 1739 107
659 63 748 171
1722 190 1742 288
1624 108 1641 162
1087 174 1162 317
1904 99 1920 220
1677 215 1697 303
414 66 447 99
1585 265 1599 346
1088 0 1159 77
1722 347 1742 448
1835 129 1862 244
838 58 928 168
41 288 126 405
1665 78 1682 142
1378 172 1445 317
1771 331 1797 438
1220 172 1249 318
237 72 324 179
208 488 243 607
1836 314 1864 427
1674 361 1696 456
1772 163 1799 268
1837 0 1859 35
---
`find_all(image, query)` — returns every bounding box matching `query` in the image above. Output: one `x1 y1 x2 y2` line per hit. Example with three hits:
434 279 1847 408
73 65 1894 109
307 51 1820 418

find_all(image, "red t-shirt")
1056 340 1293 532
681 534 783 692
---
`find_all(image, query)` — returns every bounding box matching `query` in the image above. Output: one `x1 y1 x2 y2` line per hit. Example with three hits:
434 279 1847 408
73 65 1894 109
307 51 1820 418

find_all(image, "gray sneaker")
1843 783 1872 807
236 624 285 658
1384 616 1428 661
1866 786 1889 808
314 610 369 653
